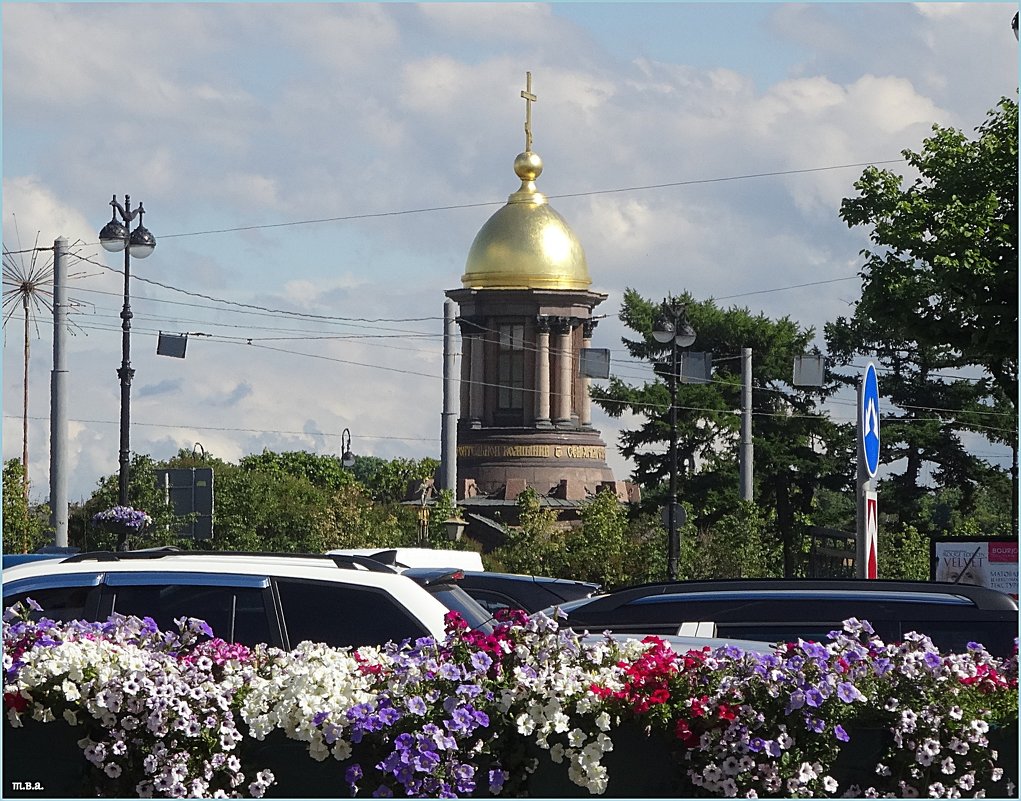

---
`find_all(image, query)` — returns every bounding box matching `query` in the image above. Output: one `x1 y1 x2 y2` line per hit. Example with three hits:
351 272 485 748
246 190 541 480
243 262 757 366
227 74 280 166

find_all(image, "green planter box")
526 723 685 797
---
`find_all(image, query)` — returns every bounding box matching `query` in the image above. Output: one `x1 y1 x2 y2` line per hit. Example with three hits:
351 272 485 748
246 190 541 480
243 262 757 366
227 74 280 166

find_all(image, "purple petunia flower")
834 724 850 742
923 650 942 669
407 696 427 716
470 651 493 672
837 682 860 703
488 769 507 792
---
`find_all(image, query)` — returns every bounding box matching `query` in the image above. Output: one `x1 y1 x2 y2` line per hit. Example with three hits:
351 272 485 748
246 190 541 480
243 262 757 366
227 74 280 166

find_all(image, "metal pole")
49 237 69 547
117 198 134 529
440 299 457 494
855 377 868 578
667 340 679 580
739 347 753 501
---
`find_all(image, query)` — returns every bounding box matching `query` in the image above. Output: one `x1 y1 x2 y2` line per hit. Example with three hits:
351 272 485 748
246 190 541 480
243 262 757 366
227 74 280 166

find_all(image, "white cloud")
3 3 1013 503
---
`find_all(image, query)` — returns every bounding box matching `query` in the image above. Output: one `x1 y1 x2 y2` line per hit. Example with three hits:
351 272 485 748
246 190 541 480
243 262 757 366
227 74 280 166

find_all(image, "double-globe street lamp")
99 195 156 532
653 301 697 581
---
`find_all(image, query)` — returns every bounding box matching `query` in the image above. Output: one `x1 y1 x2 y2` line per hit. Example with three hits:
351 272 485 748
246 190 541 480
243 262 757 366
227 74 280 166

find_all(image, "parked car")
326 547 484 572
2 549 493 649
2 545 79 569
551 579 1020 657
400 566 601 615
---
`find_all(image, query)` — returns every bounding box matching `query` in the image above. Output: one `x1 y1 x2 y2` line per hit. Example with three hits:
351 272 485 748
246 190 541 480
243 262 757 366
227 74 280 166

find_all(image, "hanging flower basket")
91 506 151 543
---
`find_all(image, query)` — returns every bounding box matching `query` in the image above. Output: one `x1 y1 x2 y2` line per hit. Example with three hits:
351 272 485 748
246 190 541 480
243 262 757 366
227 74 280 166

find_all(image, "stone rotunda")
445 75 635 513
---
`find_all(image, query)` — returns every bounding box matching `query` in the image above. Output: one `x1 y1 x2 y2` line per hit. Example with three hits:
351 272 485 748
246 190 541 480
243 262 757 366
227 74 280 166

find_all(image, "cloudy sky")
3 2 1017 505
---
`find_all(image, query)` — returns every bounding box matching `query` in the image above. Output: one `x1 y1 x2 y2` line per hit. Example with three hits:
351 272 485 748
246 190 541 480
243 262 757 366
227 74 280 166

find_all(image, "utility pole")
440 299 458 494
739 347 753 502
49 237 69 547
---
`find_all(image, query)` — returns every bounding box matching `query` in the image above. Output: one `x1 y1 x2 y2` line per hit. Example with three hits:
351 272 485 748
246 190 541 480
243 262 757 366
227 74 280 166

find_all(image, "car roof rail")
582 578 1018 611
59 549 399 574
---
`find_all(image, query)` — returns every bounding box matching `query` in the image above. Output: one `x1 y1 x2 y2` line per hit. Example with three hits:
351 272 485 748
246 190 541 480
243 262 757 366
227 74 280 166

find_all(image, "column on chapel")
458 317 486 424
552 316 574 424
534 315 552 426
580 319 597 428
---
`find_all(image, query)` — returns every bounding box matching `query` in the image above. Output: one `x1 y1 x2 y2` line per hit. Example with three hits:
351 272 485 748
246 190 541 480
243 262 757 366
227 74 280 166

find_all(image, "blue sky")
2 2 1017 504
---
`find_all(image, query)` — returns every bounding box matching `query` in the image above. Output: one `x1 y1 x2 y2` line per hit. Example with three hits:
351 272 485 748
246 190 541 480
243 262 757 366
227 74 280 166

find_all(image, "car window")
5 585 96 623
275 579 428 648
427 585 496 633
107 583 273 646
463 588 522 616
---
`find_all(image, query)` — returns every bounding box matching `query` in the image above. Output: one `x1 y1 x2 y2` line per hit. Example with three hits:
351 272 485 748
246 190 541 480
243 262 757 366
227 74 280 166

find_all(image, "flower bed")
3 601 1017 798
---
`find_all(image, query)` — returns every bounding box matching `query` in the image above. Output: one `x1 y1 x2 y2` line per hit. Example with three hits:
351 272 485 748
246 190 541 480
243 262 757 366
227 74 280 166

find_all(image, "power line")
7 414 438 443
81 159 905 246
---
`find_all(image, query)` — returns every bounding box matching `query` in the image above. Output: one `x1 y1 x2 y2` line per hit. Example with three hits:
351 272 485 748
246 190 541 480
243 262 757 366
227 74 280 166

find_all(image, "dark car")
555 579 1019 657
401 567 601 615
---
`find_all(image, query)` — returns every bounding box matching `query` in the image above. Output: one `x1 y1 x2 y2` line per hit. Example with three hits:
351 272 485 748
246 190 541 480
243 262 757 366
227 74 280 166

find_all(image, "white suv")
2 550 491 649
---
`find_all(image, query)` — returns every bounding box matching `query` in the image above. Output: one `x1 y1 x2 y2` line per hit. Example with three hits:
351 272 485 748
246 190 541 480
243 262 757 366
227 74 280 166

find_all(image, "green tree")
490 488 567 577
592 289 851 575
834 96 1018 533
3 459 50 553
352 456 440 503
678 502 783 580
239 449 358 493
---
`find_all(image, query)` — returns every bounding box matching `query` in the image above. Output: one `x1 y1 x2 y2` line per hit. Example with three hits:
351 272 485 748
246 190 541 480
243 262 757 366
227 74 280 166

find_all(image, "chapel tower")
445 74 629 505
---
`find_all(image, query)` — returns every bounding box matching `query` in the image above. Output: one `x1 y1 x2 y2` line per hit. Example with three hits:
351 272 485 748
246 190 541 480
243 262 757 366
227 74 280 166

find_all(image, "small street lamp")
98 195 155 526
340 428 355 468
652 300 696 581
442 516 468 542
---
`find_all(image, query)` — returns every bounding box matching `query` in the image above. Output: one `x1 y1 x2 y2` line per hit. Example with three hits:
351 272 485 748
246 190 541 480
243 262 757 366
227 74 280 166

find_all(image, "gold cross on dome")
521 71 537 152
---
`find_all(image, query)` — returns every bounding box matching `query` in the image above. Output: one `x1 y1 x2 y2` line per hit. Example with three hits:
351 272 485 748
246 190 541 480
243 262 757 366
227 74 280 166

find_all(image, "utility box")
157 467 214 540
793 354 826 387
680 352 712 384
579 347 610 379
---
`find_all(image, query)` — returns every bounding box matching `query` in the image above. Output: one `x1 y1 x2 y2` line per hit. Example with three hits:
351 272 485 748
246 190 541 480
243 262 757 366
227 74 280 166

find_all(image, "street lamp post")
340 429 355 468
653 300 696 581
98 195 155 522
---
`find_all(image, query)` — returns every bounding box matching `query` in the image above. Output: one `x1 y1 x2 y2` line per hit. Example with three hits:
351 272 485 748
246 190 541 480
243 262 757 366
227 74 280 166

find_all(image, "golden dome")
462 151 591 290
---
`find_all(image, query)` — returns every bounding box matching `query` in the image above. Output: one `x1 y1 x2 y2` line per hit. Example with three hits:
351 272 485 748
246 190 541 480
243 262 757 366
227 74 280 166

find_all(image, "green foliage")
830 97 1018 532
490 488 568 578
678 502 783 580
239 450 357 492
351 456 440 503
2 459 50 553
877 525 931 581
592 289 849 576
837 97 1018 415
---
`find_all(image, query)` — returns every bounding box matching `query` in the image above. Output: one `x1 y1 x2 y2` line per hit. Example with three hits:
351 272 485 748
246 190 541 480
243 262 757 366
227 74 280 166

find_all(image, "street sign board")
861 362 880 477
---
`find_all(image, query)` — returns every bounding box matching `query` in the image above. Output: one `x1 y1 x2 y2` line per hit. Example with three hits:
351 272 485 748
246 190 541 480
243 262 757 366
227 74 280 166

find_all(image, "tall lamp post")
98 195 155 517
340 428 355 468
653 301 696 581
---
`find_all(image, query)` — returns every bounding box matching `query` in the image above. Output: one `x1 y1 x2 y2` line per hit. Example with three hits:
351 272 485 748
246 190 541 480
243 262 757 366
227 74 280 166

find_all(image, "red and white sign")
864 491 878 580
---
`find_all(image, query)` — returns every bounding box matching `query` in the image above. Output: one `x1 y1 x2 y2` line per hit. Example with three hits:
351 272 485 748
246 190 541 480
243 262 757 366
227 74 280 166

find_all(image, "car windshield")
425 584 495 634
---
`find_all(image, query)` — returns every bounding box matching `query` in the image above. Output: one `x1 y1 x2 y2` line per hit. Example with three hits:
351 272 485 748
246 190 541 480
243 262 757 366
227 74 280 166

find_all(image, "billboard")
930 537 1018 598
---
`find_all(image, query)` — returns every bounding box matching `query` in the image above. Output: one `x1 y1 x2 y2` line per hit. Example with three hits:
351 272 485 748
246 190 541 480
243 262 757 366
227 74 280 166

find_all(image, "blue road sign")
861 362 880 477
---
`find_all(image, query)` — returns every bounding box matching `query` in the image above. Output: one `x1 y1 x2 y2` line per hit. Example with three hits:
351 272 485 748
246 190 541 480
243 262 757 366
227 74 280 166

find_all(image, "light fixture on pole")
652 299 696 581
99 194 155 545
442 516 468 542
340 428 355 468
